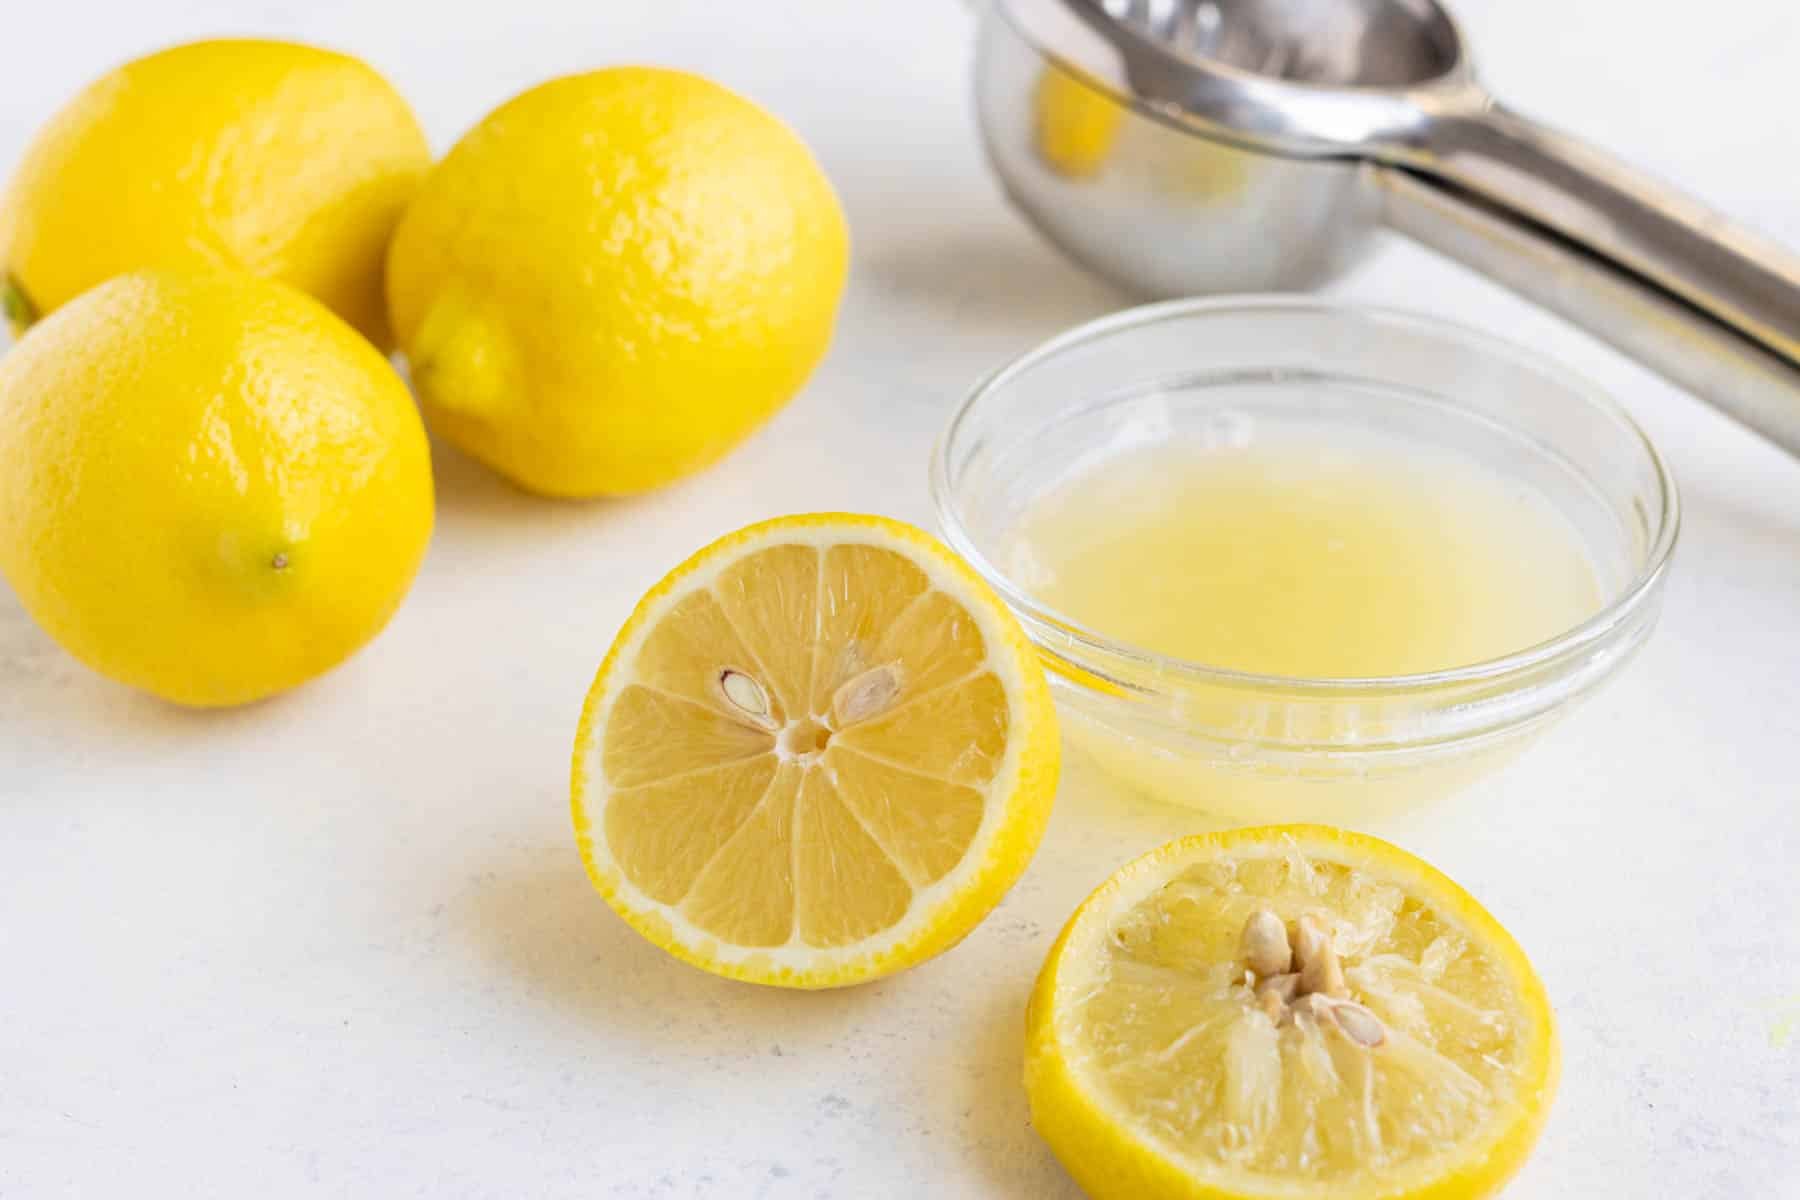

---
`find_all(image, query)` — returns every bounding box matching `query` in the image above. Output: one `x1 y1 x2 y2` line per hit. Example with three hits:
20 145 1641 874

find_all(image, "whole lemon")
0 270 434 707
0 39 430 348
386 67 849 498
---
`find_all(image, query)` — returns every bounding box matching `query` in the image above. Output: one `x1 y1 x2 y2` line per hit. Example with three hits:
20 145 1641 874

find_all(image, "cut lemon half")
1026 825 1558 1200
571 513 1060 988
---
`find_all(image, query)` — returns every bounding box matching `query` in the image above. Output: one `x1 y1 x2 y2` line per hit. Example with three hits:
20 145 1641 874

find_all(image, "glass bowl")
931 297 1678 822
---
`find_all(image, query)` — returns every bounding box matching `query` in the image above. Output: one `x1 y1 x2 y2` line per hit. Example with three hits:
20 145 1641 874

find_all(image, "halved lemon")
571 513 1060 988
1026 825 1558 1200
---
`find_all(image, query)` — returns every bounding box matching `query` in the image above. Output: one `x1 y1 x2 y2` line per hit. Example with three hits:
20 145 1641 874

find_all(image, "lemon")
1033 65 1247 203
0 39 429 347
1026 825 1558 1200
386 67 850 498
571 513 1060 987
1034 65 1124 179
0 270 434 707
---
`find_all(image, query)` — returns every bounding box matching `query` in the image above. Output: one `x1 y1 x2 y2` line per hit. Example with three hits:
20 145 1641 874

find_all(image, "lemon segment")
1027 825 1558 1200
571 514 1060 988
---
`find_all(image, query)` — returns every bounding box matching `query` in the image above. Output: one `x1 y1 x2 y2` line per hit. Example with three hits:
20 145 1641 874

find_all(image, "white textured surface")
2 1 1797 1196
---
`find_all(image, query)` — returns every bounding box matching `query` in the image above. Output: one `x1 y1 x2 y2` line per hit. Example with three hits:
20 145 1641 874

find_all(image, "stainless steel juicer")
974 0 1800 456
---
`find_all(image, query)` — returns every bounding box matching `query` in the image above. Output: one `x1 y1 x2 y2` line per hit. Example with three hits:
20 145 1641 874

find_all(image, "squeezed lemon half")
1026 825 1558 1199
571 514 1060 988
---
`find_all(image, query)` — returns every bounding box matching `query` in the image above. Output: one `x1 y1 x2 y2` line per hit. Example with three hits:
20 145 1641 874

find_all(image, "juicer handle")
1380 101 1800 457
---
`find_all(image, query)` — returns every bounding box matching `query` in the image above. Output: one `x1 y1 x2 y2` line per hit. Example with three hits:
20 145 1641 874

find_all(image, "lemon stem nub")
2 274 38 334
408 286 518 422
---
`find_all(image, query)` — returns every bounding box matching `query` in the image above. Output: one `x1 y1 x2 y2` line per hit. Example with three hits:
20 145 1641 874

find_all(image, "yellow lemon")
0 270 434 707
1026 825 1558 1200
0 39 429 347
571 514 1060 987
1034 65 1124 179
386 68 850 498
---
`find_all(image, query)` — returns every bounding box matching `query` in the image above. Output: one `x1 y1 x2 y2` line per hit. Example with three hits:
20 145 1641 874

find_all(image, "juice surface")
1008 434 1603 679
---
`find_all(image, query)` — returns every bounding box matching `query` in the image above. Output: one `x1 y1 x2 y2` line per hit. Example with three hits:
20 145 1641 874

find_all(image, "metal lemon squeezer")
974 0 1800 456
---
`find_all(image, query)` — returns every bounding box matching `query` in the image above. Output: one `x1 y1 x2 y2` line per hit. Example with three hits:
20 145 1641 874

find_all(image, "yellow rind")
571 512 1061 989
0 269 434 707
386 68 850 497
1025 824 1559 1200
0 39 429 348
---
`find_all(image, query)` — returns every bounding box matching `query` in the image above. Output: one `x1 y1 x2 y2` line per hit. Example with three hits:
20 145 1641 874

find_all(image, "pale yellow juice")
1013 436 1601 678
1008 433 1604 817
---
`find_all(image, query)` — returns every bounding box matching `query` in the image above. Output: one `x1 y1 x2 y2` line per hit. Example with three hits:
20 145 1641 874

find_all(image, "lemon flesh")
1027 826 1558 1200
0 39 428 347
572 514 1060 987
386 67 850 497
0 270 434 707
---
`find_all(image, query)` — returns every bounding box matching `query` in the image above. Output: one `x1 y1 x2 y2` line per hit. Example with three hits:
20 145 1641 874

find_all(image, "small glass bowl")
931 297 1678 821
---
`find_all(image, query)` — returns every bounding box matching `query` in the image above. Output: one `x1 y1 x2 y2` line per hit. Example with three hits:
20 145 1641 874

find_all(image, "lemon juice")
1011 433 1601 678
1007 430 1604 815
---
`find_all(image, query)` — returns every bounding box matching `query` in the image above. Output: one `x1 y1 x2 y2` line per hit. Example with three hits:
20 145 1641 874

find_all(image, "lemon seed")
1292 993 1335 1025
1329 999 1388 1047
831 663 903 726
718 668 775 726
1301 941 1348 1000
1241 908 1292 978
1256 971 1300 1005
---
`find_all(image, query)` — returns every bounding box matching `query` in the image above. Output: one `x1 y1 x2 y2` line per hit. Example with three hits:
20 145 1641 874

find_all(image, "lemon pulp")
1027 826 1558 1200
1079 858 1523 1174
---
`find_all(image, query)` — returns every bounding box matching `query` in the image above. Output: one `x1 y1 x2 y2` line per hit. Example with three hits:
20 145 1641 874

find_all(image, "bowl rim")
929 294 1681 696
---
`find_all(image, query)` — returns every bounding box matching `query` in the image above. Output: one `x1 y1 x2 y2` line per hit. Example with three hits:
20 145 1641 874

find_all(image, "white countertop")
3 1 1797 1196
